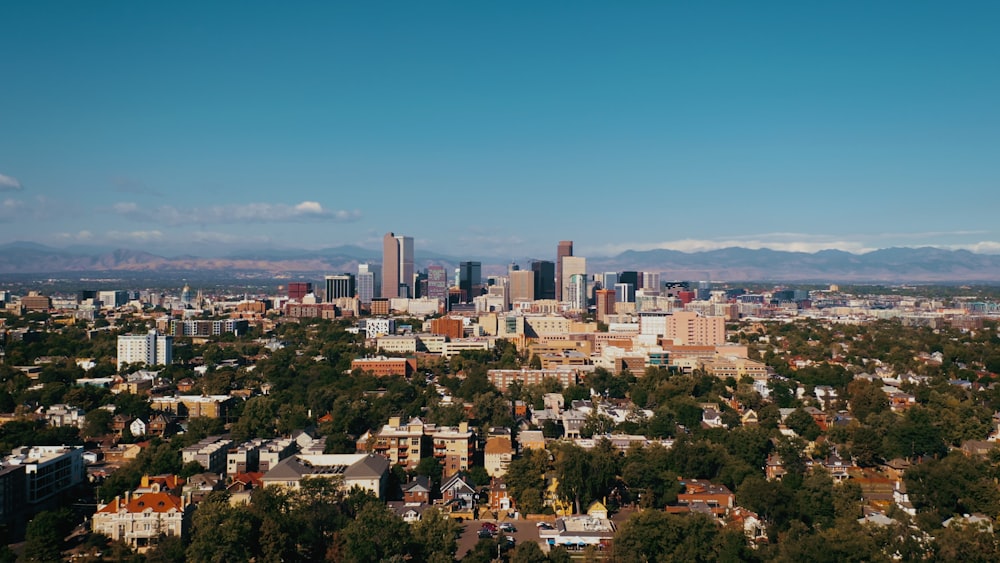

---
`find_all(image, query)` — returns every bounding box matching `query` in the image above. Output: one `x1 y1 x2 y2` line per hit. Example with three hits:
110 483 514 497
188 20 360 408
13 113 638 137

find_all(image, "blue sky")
1 1 999 259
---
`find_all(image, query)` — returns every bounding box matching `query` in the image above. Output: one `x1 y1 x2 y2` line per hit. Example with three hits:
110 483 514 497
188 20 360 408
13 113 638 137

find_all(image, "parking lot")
456 518 550 558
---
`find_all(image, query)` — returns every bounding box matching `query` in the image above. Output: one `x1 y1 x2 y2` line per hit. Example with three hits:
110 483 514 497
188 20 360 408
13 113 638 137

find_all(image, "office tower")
426 265 448 302
615 282 635 303
556 240 573 301
561 256 586 303
357 273 374 305
595 289 616 323
509 270 536 303
287 282 313 302
642 272 661 295
326 274 356 300
459 261 482 303
357 272 374 303
619 271 639 290
567 274 587 311
382 232 414 298
117 330 173 370
412 271 427 298
358 264 381 304
602 272 618 290
531 260 555 300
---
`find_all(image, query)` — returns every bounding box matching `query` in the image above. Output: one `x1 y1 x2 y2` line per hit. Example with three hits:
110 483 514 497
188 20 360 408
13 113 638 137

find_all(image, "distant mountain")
587 246 1000 282
1 242 999 282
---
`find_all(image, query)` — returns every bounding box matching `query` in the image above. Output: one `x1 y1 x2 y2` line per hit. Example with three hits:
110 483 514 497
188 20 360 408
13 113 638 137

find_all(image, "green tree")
341 503 412 562
784 408 822 441
411 507 460 562
22 509 72 562
186 492 257 563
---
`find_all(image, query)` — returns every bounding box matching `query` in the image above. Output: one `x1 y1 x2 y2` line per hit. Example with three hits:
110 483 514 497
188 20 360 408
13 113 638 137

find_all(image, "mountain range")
1 241 999 283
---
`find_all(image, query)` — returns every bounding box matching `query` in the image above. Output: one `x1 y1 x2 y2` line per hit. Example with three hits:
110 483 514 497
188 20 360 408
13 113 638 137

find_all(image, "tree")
511 540 548 563
612 510 723 563
229 396 277 442
846 379 888 422
505 448 548 514
784 408 822 441
340 503 412 562
411 507 460 562
22 509 72 562
186 492 257 562
83 408 113 438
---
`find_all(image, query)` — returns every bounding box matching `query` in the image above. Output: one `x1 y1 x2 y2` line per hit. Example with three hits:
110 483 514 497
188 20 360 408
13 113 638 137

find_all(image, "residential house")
260 453 389 499
92 490 192 552
489 477 515 514
666 479 735 519
402 475 433 503
129 418 147 437
484 436 514 477
387 501 434 523
440 472 476 508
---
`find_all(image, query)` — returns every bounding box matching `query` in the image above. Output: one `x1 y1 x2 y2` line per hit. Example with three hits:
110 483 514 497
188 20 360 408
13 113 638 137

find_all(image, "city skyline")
2 2 1000 258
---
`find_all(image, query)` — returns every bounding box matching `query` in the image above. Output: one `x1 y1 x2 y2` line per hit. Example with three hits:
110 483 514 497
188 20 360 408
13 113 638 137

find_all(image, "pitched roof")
96 492 185 514
344 453 389 479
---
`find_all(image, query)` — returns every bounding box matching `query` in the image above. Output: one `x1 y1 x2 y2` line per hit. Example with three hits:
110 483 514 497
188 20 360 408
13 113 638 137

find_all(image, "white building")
117 330 173 370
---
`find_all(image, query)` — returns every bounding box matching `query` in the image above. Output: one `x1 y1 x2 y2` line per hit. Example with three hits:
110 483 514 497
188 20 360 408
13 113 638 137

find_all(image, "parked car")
499 522 516 533
477 528 495 539
481 522 498 532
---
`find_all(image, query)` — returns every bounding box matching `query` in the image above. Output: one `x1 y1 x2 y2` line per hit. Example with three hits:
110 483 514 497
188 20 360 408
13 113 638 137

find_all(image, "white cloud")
112 201 362 225
0 174 23 191
106 230 164 242
946 241 1000 254
189 231 273 245
54 230 94 241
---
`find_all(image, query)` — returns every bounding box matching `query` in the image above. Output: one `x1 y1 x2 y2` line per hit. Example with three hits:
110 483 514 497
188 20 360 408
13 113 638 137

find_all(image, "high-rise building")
426 265 448 302
615 282 635 303
117 330 173 370
382 232 414 298
595 289 616 323
531 260 555 300
509 270 535 303
325 274 356 300
556 241 573 302
459 261 482 303
602 272 619 290
619 271 639 290
642 272 661 295
561 256 586 303
287 282 313 302
358 264 381 304
357 273 374 305
567 274 588 311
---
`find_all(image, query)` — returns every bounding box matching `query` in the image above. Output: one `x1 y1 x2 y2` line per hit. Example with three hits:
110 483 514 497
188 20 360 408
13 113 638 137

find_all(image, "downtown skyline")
2 2 1000 259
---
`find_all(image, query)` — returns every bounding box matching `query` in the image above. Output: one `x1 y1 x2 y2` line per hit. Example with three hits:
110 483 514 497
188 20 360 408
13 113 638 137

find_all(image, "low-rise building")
92 489 192 552
260 453 389 498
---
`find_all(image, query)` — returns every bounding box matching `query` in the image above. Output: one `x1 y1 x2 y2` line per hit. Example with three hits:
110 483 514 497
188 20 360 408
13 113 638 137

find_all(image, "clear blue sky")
2 1 999 259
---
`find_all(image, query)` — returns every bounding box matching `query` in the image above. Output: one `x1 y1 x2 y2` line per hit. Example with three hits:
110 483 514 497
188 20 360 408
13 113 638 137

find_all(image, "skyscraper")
459 261 482 303
556 240 573 302
567 273 587 311
531 260 555 300
357 263 381 305
382 232 415 298
561 256 586 303
326 274 356 300
426 265 448 301
509 270 535 302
